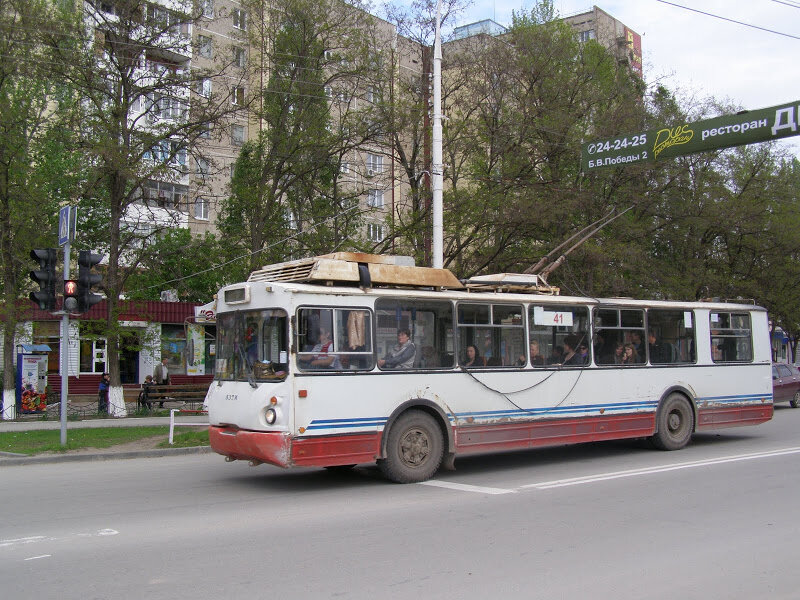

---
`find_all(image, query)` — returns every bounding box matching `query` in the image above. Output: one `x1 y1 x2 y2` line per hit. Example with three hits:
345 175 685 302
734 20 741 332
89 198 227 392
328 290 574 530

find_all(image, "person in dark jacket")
98 373 110 415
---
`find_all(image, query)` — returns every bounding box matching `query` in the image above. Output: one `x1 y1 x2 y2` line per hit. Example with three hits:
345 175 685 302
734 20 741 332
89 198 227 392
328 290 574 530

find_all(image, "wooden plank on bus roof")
367 263 463 288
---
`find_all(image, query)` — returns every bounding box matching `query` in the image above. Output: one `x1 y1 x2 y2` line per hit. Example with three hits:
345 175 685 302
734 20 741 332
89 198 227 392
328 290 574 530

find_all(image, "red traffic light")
64 280 78 296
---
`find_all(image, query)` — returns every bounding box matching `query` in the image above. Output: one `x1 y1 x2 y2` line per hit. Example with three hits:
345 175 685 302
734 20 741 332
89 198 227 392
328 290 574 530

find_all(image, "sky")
451 0 800 152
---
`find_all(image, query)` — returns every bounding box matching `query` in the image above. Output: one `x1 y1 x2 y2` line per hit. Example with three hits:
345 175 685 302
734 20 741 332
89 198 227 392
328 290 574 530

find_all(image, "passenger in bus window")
462 344 483 367
523 340 544 367
613 342 625 364
648 331 667 363
549 345 564 365
630 331 644 355
420 345 439 368
562 335 584 366
621 343 640 365
308 327 340 369
482 332 494 363
378 329 416 369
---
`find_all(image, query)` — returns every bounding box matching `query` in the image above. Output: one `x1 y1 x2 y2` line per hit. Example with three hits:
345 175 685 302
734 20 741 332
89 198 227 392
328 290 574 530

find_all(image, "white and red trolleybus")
205 253 773 483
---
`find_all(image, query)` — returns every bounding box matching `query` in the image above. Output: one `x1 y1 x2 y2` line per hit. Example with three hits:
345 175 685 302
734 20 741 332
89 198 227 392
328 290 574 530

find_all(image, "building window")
196 157 209 178
231 123 245 146
194 196 209 220
232 8 247 30
161 325 186 371
79 322 107 374
232 86 245 106
367 223 384 241
340 162 350 174
366 153 382 176
578 29 595 43
367 189 384 208
233 46 246 68
201 0 214 18
197 78 211 98
142 180 188 210
366 85 380 104
199 122 211 138
198 35 212 59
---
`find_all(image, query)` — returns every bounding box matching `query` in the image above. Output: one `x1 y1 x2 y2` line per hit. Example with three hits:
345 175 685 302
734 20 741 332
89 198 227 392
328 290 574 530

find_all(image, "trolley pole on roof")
432 0 444 269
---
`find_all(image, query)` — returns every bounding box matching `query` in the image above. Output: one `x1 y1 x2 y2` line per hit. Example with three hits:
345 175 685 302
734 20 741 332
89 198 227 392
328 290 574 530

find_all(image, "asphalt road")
2 407 799 599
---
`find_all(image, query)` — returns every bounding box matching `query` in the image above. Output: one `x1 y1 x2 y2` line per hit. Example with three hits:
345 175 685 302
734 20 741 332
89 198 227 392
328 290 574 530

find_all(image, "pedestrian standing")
98 373 110 415
153 357 170 408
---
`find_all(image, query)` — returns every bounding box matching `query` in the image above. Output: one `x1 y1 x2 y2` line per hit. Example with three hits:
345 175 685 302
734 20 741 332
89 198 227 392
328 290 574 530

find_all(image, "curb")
0 445 214 467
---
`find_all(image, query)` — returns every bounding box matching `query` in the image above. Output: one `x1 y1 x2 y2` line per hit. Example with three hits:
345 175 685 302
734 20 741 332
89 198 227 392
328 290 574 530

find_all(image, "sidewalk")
0 410 212 466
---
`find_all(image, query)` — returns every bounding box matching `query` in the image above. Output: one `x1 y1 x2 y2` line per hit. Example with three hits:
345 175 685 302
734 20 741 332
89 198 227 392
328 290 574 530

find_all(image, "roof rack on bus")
247 252 464 289
461 273 560 295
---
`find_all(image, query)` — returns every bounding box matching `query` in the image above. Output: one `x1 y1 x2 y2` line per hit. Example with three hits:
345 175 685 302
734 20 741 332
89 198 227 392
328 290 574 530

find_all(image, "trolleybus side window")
529 304 591 366
375 299 454 369
457 303 524 367
593 307 645 365
296 307 374 371
647 309 696 364
710 312 752 363
215 309 288 381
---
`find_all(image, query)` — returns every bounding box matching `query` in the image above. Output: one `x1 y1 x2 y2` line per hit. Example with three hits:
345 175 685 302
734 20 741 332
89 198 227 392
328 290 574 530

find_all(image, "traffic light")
29 248 57 311
77 250 104 313
63 279 79 313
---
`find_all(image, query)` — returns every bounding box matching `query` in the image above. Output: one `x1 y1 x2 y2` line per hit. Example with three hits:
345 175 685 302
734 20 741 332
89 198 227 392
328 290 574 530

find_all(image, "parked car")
772 363 800 407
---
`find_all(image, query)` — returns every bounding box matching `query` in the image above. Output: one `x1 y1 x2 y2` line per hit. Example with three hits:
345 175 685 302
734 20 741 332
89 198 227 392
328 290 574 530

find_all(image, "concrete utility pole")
432 0 444 269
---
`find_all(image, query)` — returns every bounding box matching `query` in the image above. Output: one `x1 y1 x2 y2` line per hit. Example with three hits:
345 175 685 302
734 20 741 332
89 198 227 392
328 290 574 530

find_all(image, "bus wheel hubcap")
400 428 430 466
668 412 681 431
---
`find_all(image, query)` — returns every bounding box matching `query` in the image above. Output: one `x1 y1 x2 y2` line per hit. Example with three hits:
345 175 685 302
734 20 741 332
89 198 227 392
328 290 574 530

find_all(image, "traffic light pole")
60 242 70 446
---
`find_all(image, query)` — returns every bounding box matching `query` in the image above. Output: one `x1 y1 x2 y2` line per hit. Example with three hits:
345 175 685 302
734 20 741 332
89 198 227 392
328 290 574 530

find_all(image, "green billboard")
581 100 800 172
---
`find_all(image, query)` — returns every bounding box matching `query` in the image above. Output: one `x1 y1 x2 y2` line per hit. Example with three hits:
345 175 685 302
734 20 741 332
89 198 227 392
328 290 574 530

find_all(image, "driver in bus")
378 329 416 369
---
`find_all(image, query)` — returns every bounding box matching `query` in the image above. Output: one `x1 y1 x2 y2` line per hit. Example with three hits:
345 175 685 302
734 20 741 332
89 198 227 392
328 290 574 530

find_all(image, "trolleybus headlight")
265 408 277 425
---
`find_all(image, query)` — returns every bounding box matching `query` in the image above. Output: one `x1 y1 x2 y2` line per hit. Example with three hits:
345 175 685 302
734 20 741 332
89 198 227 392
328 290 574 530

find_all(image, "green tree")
124 229 224 302
0 0 83 417
219 0 385 273
440 3 646 280
42 0 242 411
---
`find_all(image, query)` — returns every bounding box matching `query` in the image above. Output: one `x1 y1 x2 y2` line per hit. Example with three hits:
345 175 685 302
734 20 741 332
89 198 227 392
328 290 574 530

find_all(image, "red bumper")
209 426 381 468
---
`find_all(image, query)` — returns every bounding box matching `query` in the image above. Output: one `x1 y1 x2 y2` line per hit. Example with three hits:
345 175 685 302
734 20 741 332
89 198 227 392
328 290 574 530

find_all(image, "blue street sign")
58 206 76 246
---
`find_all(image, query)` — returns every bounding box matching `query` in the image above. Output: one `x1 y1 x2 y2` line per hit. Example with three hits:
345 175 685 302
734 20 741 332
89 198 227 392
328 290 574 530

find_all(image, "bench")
140 384 210 410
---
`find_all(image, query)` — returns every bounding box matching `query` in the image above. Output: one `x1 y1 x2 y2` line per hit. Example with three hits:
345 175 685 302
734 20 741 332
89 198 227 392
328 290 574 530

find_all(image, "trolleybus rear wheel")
651 393 694 451
379 410 443 483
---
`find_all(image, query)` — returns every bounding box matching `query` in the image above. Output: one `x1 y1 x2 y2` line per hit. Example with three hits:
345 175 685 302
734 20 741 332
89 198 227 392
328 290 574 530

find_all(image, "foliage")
219 0 385 272
39 0 243 387
125 228 224 302
0 0 83 397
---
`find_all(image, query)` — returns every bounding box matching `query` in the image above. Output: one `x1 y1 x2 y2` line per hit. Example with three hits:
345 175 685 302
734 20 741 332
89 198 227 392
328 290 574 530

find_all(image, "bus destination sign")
581 100 800 172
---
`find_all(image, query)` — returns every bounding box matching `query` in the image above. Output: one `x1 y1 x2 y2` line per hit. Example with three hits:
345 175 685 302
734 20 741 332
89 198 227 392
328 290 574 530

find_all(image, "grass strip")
1 427 173 455
159 429 210 448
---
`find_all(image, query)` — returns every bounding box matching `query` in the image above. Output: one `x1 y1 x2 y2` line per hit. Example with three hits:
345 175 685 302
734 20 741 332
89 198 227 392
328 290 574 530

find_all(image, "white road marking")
0 529 119 550
524 447 800 490
24 555 51 561
0 536 47 549
419 480 515 495
419 447 800 495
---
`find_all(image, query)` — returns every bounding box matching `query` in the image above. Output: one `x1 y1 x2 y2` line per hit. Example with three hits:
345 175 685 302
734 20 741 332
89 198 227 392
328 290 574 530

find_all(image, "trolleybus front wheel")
651 393 694 451
379 410 444 483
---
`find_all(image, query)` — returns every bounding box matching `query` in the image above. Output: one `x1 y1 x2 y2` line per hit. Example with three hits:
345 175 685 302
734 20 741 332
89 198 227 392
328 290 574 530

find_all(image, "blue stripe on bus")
303 393 770 432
